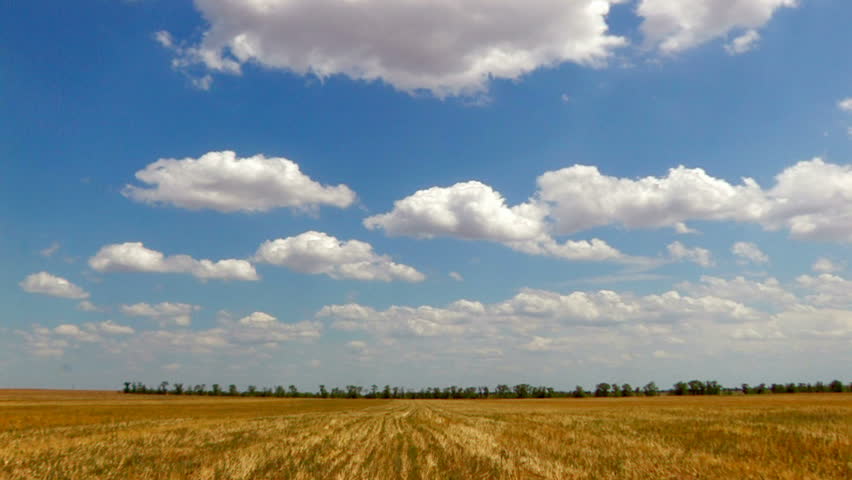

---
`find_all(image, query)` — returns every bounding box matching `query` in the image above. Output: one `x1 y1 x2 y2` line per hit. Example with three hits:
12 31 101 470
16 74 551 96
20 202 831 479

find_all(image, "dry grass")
0 390 849 479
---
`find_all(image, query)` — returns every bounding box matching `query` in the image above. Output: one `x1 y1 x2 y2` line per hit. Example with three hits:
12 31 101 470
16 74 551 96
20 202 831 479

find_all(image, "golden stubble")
0 390 849 479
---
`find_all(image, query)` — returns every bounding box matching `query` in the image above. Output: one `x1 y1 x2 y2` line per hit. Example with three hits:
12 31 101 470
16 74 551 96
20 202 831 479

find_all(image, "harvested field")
0 390 849 479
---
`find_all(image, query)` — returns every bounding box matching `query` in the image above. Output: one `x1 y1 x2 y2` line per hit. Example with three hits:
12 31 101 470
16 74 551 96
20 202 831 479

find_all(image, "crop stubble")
0 390 849 479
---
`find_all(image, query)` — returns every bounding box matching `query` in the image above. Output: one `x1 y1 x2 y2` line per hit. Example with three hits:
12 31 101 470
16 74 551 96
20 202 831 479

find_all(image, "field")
0 390 849 479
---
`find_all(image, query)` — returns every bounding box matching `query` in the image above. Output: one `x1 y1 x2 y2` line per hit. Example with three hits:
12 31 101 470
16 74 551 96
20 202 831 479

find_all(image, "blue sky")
2 0 851 390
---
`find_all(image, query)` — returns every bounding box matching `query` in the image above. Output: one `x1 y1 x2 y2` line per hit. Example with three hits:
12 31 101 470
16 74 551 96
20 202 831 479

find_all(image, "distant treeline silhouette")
121 379 851 398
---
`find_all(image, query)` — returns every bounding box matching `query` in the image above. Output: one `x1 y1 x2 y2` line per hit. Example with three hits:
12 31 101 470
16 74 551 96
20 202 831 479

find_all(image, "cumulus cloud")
364 181 631 263
165 0 626 97
724 29 760 55
838 98 852 112
89 242 258 281
238 311 278 327
731 241 769 264
20 272 89 300
322 287 760 342
369 159 852 259
796 274 852 308
674 222 699 234
19 321 135 357
121 302 201 327
254 231 425 282
676 275 796 306
667 241 714 267
638 0 797 54
537 164 767 234
123 151 356 213
39 242 61 258
812 257 842 273
365 181 546 241
538 158 852 243
77 300 104 312
449 272 464 282
137 314 322 352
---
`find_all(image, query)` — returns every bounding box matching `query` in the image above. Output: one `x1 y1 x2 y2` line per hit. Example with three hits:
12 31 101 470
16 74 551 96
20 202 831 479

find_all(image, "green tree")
642 382 659 397
595 383 611 397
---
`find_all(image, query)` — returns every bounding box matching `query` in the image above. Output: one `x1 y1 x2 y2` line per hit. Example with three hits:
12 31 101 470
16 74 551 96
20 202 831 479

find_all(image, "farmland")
0 390 849 479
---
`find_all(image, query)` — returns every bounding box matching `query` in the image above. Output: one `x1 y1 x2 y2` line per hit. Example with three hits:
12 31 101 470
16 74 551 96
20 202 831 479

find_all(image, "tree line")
121 379 851 398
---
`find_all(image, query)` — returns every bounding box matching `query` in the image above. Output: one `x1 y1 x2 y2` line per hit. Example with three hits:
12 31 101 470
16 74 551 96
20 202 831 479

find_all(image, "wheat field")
0 390 849 480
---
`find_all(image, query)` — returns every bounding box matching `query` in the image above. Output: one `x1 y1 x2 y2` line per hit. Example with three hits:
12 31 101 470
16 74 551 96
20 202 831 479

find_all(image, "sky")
1 0 851 391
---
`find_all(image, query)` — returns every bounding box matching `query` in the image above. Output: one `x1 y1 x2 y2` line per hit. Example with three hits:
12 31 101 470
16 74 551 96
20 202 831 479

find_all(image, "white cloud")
676 275 796 306
322 287 761 342
123 151 356 213
94 320 135 336
538 158 852 243
153 30 173 48
365 181 546 242
77 300 103 312
254 231 425 282
812 257 842 273
370 159 852 253
796 274 852 308
40 242 61 257
53 324 101 342
449 272 464 282
724 29 760 55
18 321 134 357
731 241 769 264
238 311 278 328
667 241 714 267
162 310 322 351
760 158 852 242
89 242 258 281
638 0 796 54
364 180 631 263
121 302 201 327
838 98 852 112
167 0 627 97
537 164 766 234
674 222 699 234
20 272 89 300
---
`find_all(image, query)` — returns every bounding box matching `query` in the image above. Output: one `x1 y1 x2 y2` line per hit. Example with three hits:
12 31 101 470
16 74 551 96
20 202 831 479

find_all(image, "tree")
673 382 688 396
595 383 611 397
172 383 184 395
246 385 257 396
228 384 238 396
829 380 844 393
687 380 704 395
123 382 131 394
346 385 362 399
211 384 222 396
620 384 633 397
572 386 587 398
319 385 329 398
288 385 299 397
495 384 511 398
513 384 531 399
643 382 659 397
